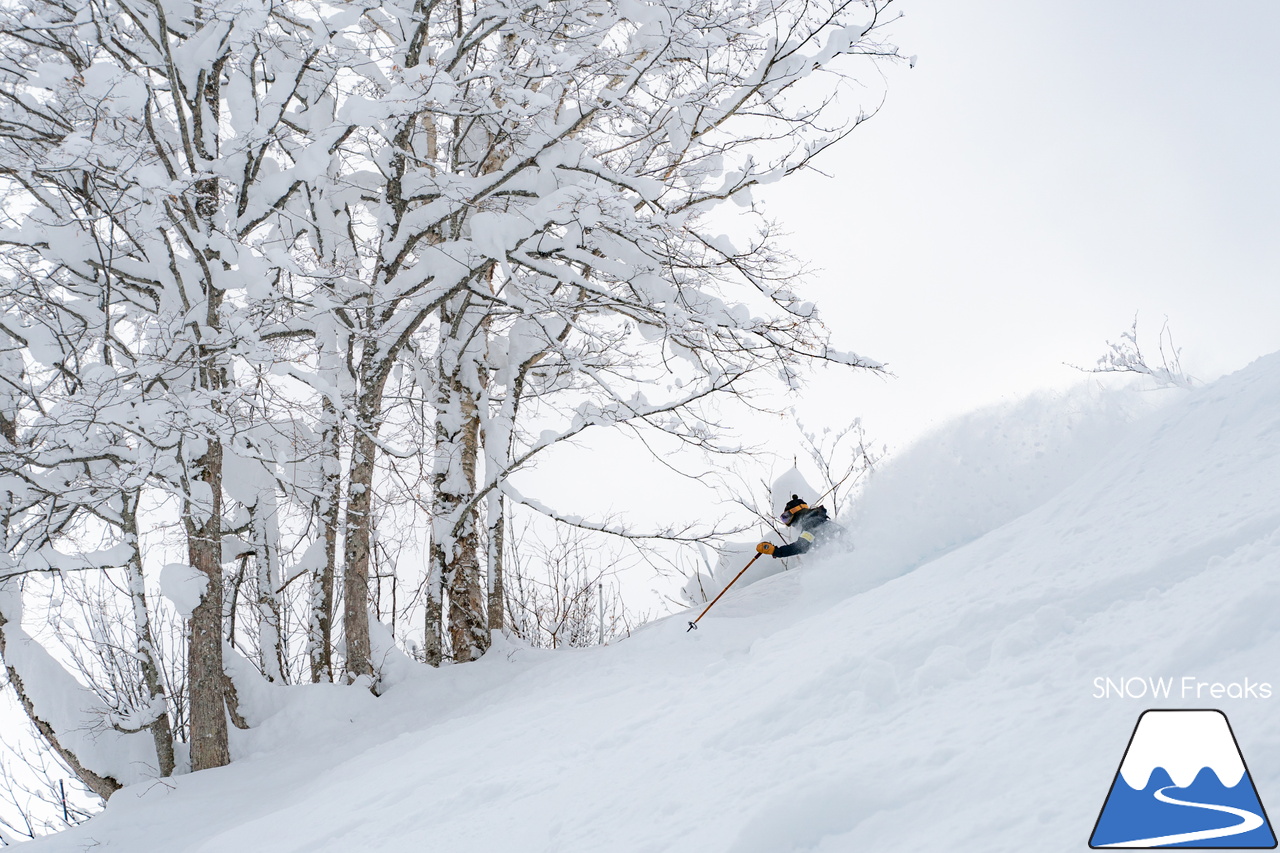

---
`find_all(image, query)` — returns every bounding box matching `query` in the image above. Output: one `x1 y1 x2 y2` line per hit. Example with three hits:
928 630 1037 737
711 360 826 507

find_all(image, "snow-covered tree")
0 0 351 771
315 0 900 666
0 0 901 808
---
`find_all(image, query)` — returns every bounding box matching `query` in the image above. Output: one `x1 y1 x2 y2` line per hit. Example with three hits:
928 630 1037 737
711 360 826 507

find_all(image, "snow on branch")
1072 315 1196 390
499 481 747 545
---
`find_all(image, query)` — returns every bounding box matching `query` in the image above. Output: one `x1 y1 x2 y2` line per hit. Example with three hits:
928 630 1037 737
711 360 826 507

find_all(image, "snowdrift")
25 353 1280 852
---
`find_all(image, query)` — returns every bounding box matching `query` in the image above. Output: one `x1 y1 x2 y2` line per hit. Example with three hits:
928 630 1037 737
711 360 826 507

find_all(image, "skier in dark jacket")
756 494 839 559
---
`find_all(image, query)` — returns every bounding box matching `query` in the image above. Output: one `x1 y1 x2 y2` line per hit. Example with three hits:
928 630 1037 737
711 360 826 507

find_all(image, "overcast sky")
762 0 1280 448
542 0 1280 545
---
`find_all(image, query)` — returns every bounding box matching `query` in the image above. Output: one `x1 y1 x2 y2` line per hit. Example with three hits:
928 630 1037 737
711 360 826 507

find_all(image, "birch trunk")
423 568 444 667
448 388 487 661
309 395 341 683
486 491 505 633
251 487 285 684
121 493 176 778
430 295 489 663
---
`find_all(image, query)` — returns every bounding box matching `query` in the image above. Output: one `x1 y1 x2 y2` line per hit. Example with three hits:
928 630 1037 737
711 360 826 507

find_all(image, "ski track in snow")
20 354 1280 852
1102 785 1264 848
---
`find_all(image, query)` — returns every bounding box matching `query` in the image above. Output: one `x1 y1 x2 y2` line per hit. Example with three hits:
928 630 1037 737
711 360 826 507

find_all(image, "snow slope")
25 354 1280 852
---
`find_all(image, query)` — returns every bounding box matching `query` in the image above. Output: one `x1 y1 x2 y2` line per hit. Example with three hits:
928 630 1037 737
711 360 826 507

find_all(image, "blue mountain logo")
1091 709 1277 848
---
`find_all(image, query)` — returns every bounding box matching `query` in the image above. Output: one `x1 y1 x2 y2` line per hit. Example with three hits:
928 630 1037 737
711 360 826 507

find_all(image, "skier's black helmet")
779 495 808 526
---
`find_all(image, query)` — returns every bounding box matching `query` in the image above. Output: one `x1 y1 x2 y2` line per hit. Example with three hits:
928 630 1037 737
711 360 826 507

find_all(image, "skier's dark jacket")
772 505 838 558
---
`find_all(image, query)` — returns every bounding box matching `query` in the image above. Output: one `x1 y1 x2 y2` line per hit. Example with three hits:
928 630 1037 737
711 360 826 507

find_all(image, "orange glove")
756 541 776 556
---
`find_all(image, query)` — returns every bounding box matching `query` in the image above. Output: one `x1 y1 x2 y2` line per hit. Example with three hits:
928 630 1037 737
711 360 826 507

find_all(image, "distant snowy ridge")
1118 710 1246 790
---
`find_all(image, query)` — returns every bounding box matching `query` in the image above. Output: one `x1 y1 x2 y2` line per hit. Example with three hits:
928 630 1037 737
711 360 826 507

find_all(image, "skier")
688 493 841 632
756 494 839 559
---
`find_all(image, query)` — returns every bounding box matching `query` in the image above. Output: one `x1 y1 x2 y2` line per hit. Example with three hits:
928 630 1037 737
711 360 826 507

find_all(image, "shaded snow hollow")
27 354 1280 852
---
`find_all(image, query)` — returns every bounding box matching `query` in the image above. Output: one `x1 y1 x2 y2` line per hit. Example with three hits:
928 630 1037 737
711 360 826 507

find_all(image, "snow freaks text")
1093 677 1274 701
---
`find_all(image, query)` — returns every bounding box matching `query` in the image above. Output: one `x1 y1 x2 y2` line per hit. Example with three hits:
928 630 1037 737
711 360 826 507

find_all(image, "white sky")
763 0 1280 447
534 0 1280 567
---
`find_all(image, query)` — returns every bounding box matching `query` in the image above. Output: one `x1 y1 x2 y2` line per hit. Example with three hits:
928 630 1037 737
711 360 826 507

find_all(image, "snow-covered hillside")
25 354 1280 852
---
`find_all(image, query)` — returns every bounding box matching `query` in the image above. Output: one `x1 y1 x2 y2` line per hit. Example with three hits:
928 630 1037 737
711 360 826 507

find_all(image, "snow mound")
847 379 1180 588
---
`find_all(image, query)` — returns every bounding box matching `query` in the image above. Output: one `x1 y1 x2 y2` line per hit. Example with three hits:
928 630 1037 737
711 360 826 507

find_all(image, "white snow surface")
158 563 208 619
26 353 1280 852
1119 710 1246 790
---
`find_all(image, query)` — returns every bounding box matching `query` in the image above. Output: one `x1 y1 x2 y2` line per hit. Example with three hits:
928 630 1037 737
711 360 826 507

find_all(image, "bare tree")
795 417 884 519
1073 315 1195 389
504 520 640 649
0 732 97 845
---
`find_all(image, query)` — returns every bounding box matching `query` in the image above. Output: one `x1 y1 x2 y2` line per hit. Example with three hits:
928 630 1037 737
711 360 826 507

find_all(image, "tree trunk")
447 387 487 661
251 487 285 684
181 25 233 773
0 607 123 800
423 566 444 666
2 402 125 795
341 333 397 685
121 493 176 778
342 419 376 683
430 295 489 663
486 491 505 633
309 395 341 683
184 433 230 772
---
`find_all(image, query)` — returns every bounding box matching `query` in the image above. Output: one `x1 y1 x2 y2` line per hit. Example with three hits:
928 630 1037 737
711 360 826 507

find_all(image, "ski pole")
687 553 761 632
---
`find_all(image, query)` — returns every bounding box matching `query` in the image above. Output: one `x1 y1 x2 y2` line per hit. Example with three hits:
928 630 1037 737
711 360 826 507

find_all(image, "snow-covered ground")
24 353 1280 852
